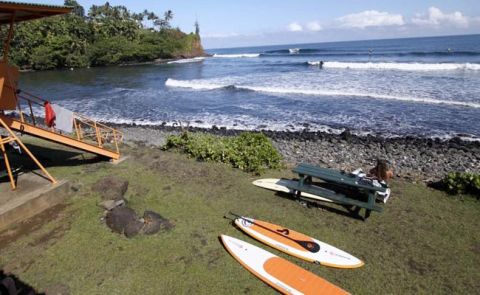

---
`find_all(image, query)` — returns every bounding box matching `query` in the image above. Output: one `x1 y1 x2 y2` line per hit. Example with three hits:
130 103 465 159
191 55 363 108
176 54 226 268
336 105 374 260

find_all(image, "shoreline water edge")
115 123 480 182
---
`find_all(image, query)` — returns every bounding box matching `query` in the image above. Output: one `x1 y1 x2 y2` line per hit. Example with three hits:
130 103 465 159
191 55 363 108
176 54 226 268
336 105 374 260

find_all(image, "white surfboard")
253 178 333 203
221 235 350 295
234 217 364 269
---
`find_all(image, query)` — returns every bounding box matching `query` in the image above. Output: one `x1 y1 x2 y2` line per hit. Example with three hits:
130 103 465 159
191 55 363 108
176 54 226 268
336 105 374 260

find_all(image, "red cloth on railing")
44 101 56 127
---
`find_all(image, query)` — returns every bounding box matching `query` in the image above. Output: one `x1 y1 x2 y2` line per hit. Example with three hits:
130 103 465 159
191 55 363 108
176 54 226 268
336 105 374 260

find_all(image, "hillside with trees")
8 0 204 70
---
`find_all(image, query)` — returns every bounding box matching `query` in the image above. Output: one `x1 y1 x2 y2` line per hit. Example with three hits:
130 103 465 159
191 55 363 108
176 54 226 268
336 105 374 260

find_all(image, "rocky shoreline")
117 124 480 182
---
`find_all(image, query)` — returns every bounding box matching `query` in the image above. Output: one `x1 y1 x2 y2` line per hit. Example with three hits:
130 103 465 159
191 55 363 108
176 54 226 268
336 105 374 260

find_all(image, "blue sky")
20 0 480 48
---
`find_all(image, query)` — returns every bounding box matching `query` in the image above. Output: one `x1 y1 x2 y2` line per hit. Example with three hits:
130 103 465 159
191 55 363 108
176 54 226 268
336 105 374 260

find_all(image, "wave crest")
167 57 205 64
307 61 480 71
165 78 480 109
212 53 260 58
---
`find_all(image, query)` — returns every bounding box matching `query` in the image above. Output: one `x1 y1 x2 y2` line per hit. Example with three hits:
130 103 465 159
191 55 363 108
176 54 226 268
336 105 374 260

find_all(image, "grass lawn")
1 138 479 294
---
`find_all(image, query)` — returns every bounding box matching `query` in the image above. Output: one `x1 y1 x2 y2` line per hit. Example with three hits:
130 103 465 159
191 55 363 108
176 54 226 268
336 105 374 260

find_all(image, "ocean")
20 34 480 140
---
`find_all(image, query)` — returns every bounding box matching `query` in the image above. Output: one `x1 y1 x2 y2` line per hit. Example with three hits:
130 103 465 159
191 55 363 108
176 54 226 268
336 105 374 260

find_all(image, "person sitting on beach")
369 159 394 182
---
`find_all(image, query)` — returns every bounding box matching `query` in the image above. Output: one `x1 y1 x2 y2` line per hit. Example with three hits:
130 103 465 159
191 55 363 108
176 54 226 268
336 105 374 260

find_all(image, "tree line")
6 0 203 70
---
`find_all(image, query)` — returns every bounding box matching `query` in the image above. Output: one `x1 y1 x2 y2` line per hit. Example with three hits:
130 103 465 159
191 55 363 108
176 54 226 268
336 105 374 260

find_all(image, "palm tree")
164 10 173 22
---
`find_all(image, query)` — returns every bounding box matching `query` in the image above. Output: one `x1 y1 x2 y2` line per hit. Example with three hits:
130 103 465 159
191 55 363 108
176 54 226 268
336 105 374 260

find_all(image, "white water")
307 61 480 71
167 57 205 64
212 53 260 58
165 78 480 109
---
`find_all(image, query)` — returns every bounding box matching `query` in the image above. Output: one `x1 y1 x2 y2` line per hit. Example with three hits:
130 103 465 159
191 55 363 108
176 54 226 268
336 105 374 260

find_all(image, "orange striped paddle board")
234 216 364 269
221 235 350 295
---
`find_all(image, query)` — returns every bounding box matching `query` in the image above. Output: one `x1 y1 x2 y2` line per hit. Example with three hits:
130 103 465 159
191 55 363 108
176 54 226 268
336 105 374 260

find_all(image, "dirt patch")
129 185 150 200
191 232 207 246
92 176 129 201
43 283 70 295
206 249 222 267
176 256 193 265
407 258 433 275
0 204 68 250
470 242 480 255
29 225 68 248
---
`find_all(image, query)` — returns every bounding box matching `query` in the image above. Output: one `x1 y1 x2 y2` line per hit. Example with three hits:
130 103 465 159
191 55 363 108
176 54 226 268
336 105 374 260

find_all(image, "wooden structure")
287 163 387 219
0 2 122 190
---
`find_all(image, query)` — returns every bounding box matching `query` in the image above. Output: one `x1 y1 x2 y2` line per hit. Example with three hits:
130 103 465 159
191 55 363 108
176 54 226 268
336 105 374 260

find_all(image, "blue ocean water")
20 34 480 139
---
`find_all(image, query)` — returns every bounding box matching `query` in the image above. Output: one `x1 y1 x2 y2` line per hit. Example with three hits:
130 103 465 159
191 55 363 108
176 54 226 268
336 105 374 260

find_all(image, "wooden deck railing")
14 89 123 156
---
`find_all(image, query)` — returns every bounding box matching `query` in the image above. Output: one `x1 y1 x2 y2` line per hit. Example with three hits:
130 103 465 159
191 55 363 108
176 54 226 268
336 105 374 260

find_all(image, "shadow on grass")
0 270 41 295
273 191 366 221
1 142 108 184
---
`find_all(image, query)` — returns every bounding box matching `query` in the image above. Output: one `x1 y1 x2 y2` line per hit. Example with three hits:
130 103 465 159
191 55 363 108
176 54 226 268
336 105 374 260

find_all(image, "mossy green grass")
1 137 479 294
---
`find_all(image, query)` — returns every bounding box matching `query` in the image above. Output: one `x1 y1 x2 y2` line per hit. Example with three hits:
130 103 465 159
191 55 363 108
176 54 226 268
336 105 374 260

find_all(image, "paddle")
225 212 320 253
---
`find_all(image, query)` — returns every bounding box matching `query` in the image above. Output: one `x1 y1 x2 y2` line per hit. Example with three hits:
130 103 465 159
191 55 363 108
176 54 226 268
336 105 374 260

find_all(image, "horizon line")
204 33 480 51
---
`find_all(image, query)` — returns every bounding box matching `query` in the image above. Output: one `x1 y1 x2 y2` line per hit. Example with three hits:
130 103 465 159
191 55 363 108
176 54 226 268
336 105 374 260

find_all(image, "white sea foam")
212 53 260 58
167 57 205 64
166 78 223 90
165 78 480 109
307 61 480 71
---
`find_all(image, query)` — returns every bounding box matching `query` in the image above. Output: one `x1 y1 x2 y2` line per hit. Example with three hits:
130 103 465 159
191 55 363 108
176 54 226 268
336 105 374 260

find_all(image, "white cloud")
412 7 469 28
336 10 404 29
306 21 323 32
287 22 303 32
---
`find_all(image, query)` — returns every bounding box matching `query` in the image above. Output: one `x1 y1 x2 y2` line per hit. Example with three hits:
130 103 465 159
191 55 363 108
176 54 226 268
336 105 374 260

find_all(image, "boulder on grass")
142 210 175 235
124 219 144 238
105 207 139 237
92 176 129 201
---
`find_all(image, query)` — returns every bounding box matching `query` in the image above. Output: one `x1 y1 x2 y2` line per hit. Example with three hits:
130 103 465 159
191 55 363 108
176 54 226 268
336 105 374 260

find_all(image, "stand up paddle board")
221 235 350 295
253 178 333 203
232 215 364 269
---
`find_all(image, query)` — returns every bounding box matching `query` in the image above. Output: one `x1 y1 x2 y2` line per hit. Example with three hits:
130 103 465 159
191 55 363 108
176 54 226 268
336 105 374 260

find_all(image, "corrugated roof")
0 1 72 24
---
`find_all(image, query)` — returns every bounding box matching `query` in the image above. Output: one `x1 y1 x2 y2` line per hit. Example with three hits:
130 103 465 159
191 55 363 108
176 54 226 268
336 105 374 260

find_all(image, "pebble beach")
119 125 480 182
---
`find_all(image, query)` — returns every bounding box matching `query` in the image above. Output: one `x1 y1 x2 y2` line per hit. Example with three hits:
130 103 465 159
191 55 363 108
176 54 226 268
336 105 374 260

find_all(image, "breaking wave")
167 57 205 64
165 78 480 109
307 61 480 71
212 53 260 58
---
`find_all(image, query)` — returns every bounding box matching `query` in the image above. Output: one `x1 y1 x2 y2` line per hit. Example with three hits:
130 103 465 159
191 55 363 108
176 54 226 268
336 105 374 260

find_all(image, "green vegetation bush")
441 172 480 198
163 132 283 174
8 1 203 70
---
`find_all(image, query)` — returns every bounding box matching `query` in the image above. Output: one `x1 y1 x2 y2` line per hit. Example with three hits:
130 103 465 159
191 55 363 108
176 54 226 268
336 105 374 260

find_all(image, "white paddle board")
221 235 350 295
234 216 364 269
253 178 333 203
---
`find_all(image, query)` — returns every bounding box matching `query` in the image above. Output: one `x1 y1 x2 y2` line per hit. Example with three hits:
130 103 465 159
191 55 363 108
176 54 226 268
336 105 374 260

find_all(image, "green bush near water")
163 132 283 174
441 172 480 198
9 1 203 70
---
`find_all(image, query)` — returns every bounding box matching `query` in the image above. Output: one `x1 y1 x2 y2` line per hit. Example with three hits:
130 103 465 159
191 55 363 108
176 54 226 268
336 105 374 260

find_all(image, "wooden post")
28 100 36 126
94 121 102 147
73 117 81 140
17 100 25 122
113 130 119 153
2 13 16 63
0 117 56 184
0 137 16 189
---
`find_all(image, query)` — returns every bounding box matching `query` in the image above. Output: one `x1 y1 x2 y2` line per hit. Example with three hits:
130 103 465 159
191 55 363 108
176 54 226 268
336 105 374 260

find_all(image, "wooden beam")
2 12 15 63
0 115 121 160
0 117 57 186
